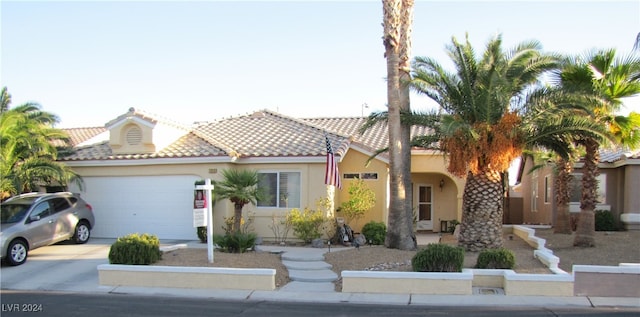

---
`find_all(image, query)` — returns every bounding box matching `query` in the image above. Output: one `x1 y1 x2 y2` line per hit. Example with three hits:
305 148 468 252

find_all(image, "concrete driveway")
1 238 114 293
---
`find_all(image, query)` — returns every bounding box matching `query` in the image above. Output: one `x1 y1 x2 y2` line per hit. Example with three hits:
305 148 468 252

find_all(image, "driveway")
1 238 113 293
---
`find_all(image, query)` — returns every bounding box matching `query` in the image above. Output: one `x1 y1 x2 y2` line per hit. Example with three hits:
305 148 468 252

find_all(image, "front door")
416 185 433 230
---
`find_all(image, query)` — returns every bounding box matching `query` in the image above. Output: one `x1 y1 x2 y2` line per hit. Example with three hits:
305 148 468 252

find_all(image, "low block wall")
341 270 473 295
573 264 640 297
97 264 276 291
503 271 573 296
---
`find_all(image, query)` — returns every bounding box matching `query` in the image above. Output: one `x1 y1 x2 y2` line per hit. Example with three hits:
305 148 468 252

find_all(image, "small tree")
214 169 263 233
337 179 376 226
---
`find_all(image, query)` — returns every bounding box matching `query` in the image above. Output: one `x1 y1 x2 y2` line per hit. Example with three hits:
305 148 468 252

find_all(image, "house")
512 149 640 230
59 108 465 240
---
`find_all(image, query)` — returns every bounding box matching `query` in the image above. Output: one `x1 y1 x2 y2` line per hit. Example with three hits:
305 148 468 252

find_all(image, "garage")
71 175 201 240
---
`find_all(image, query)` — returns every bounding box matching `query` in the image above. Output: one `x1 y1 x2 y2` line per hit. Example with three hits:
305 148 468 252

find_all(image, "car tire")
6 239 28 266
73 221 91 244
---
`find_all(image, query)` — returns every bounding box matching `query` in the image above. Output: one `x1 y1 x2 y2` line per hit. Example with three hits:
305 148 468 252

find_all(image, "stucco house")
59 108 465 240
512 148 640 230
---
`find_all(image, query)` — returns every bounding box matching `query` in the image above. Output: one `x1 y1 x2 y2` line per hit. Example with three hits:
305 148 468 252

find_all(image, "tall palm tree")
381 0 416 250
0 90 79 199
556 49 640 247
408 34 607 251
214 169 262 234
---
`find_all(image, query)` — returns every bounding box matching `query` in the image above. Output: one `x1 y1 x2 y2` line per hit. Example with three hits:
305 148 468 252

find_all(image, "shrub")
197 226 207 243
361 221 386 245
108 233 161 265
475 248 515 269
447 220 460 234
411 243 464 272
595 210 617 231
337 179 376 226
286 207 326 243
213 232 257 253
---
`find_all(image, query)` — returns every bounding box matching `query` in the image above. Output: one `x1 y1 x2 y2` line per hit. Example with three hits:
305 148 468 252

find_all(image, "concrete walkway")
250 233 443 293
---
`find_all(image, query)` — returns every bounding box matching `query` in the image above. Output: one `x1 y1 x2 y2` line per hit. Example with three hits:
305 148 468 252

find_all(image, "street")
1 291 639 317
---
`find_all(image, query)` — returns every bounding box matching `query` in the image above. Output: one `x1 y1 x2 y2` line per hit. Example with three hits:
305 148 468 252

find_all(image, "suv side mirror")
28 215 41 223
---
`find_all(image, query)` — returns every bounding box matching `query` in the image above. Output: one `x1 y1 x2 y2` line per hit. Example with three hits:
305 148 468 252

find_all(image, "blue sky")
2 0 639 128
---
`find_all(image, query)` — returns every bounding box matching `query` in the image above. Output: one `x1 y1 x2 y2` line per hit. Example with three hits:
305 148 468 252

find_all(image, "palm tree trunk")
233 203 243 234
382 0 415 250
458 169 504 251
574 138 599 247
554 157 573 234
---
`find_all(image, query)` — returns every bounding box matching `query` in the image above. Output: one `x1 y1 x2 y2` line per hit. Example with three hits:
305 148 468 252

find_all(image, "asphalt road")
1 291 639 317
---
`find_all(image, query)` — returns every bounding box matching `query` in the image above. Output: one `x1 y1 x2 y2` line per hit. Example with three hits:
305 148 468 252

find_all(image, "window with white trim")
257 172 301 208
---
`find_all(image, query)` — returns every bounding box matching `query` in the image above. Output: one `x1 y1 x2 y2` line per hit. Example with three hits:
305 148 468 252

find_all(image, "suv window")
51 198 71 213
30 202 52 220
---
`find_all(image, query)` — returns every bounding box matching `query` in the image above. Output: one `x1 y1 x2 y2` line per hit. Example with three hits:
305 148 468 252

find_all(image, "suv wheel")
73 221 91 244
7 239 28 266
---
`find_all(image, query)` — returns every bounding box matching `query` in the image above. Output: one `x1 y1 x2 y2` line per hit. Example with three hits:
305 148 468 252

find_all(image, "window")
361 173 378 180
343 172 378 180
544 175 552 204
51 198 71 214
569 173 607 204
30 202 51 220
257 172 300 208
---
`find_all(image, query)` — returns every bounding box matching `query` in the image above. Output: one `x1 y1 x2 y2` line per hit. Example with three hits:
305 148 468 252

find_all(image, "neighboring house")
513 149 640 230
58 108 465 240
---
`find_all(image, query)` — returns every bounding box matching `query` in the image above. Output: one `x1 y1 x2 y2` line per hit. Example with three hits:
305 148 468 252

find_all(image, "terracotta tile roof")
193 110 349 158
60 133 227 161
59 108 441 162
303 116 434 154
105 107 190 130
61 127 107 147
597 148 640 163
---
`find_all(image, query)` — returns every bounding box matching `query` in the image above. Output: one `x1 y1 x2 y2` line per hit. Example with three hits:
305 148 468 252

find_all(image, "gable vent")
126 126 143 145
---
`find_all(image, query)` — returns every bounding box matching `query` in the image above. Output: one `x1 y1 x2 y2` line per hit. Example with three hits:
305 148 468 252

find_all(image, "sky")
2 0 639 128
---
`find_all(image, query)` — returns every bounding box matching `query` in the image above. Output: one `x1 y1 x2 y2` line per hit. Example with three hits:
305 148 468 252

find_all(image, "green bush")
447 220 460 234
595 210 617 231
475 248 515 269
411 243 464 272
213 232 257 253
197 226 207 243
361 221 386 245
286 207 326 243
108 233 162 265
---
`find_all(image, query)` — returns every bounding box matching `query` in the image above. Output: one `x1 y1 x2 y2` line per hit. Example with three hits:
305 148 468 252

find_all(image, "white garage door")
71 175 200 240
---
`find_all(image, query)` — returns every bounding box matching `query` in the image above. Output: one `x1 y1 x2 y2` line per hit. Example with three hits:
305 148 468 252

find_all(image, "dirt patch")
533 229 640 272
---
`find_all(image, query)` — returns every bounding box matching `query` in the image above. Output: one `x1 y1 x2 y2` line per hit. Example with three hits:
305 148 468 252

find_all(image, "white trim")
107 116 156 130
62 156 330 167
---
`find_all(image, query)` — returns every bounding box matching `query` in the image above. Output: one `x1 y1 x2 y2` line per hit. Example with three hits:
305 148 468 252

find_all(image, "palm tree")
214 169 263 234
0 89 80 199
408 34 608 251
556 49 640 247
381 0 416 250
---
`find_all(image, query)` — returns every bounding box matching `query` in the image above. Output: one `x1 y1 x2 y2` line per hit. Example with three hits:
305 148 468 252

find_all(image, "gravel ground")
156 229 640 291
533 228 640 272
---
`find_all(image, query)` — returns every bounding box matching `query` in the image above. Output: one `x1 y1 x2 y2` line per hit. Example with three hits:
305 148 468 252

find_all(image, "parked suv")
0 192 95 266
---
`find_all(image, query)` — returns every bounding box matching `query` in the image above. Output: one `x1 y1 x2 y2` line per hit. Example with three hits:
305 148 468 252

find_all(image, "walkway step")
282 260 332 270
278 281 336 292
281 253 325 262
288 269 338 282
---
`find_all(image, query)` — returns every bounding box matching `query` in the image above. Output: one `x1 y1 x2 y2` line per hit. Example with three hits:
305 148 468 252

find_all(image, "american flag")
324 135 342 189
